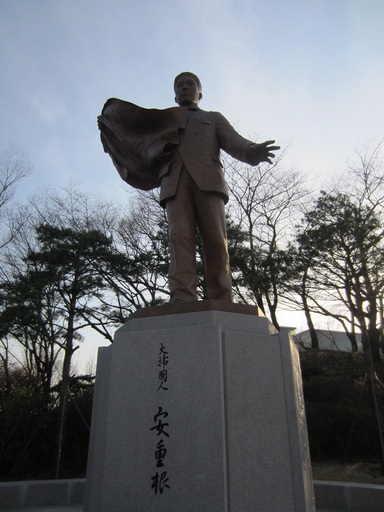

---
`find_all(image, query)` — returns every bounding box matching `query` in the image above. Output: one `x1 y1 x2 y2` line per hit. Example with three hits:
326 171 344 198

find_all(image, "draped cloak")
99 98 188 190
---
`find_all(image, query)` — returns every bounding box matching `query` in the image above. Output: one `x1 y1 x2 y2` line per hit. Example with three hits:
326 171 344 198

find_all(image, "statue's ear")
199 93 203 100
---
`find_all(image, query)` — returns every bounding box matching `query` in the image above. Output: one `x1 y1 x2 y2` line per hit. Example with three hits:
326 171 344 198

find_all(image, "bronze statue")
98 72 279 303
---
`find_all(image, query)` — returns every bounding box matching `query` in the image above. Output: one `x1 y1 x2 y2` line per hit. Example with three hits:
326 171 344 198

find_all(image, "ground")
312 461 384 484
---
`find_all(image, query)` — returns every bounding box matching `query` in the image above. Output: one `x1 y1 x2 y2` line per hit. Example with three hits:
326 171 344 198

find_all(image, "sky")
1 0 384 369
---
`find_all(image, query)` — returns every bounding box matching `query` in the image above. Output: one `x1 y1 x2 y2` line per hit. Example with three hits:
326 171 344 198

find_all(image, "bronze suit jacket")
159 105 258 206
99 99 258 205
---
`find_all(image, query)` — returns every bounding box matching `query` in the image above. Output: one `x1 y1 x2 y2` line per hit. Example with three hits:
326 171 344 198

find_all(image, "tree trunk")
301 271 318 349
54 309 76 478
369 326 382 364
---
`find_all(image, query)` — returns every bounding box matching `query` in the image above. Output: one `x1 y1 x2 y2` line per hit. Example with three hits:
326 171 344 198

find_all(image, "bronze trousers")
165 168 232 302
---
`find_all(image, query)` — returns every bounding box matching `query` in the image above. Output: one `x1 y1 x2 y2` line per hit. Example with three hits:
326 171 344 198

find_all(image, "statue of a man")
98 72 279 303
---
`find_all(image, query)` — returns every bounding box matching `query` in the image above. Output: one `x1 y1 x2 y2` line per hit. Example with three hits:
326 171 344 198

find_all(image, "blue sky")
1 0 384 367
1 0 383 204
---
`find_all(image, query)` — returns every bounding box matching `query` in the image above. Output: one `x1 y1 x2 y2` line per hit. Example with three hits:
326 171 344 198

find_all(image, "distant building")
294 329 362 352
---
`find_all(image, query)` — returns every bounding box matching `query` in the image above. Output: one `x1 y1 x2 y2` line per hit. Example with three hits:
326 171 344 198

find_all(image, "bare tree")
0 148 31 250
100 189 172 313
224 148 310 328
293 140 384 363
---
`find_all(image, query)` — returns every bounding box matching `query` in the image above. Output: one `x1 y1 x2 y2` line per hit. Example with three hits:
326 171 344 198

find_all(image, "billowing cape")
99 98 187 190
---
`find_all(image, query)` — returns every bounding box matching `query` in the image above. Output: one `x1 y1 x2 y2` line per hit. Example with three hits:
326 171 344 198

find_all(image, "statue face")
174 76 201 106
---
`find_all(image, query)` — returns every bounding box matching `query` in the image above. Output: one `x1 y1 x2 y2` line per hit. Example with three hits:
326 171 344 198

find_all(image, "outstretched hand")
251 140 280 165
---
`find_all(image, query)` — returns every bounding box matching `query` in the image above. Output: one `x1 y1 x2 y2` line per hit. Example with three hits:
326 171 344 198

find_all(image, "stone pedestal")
84 302 315 512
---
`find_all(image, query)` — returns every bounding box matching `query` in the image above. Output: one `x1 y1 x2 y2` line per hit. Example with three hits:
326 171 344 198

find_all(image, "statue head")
174 72 202 107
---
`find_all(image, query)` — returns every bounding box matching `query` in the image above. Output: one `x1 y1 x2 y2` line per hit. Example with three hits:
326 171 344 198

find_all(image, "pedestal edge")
128 299 263 320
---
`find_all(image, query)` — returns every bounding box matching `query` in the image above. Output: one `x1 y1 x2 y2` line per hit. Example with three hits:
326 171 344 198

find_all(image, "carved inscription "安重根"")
150 343 170 495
